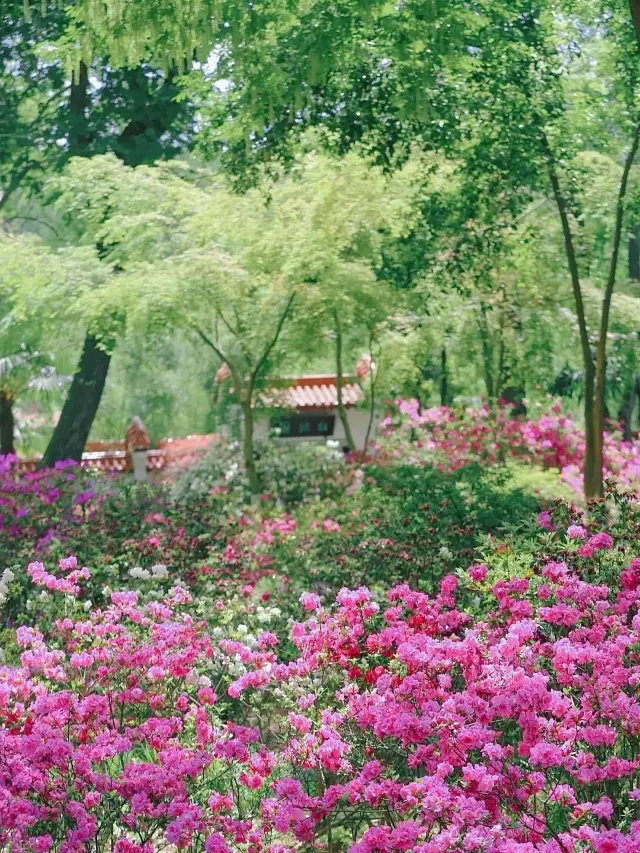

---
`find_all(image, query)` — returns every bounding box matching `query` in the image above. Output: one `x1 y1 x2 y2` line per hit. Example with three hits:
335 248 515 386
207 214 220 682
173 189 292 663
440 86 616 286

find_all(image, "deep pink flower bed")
1 525 639 852
382 400 640 494
1 405 639 851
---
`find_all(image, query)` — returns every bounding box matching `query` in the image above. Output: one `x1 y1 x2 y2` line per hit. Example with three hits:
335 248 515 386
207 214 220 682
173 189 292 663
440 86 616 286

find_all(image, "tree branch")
192 323 245 401
2 215 62 240
249 289 296 393
541 132 592 379
598 121 640 368
215 306 253 368
193 324 228 364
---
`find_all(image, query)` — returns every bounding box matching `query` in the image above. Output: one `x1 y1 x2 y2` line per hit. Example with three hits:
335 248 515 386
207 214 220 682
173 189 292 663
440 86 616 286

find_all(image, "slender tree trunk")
363 334 380 451
544 135 599 499
593 122 640 493
333 311 356 451
619 374 640 441
40 336 111 466
0 392 15 455
440 342 448 406
629 226 640 279
496 298 507 400
475 307 495 402
630 0 640 48
240 400 260 496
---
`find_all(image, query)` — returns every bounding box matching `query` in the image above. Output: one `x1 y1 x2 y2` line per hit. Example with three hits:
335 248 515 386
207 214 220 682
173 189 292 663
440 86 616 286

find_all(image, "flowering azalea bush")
0 443 547 634
173 438 348 506
380 399 640 495
1 515 639 852
1 404 640 852
0 455 272 626
0 571 269 853
228 545 640 853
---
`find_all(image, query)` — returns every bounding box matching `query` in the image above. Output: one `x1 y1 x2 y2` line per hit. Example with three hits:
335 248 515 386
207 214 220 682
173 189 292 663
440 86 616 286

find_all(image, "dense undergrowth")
0 404 639 852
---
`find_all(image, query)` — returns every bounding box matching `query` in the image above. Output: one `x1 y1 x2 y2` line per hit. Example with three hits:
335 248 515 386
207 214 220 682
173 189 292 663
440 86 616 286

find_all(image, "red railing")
15 431 220 478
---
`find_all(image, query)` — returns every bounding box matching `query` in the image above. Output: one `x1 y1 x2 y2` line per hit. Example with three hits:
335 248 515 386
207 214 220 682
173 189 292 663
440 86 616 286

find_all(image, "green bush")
172 437 347 506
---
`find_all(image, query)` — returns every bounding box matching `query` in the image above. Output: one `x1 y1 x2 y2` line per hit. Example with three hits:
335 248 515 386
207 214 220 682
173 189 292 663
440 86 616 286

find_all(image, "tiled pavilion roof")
260 375 363 409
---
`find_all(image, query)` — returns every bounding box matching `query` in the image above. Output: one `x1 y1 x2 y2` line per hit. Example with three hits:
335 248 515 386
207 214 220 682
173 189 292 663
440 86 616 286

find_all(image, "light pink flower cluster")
27 556 90 597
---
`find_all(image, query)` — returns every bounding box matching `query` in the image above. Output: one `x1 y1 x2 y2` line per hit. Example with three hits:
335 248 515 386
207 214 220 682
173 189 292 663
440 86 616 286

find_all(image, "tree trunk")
440 342 448 406
333 311 356 451
363 336 380 451
582 378 599 499
629 227 640 279
496 304 508 401
0 392 15 456
41 61 105 468
68 62 91 153
475 307 495 402
544 134 601 500
592 122 640 496
42 61 187 469
240 400 260 496
619 373 640 441
630 0 640 48
40 336 111 467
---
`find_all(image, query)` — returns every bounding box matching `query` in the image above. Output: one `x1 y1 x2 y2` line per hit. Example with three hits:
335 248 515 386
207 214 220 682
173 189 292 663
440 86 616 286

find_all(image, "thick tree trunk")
40 336 111 467
0 392 15 456
68 62 91 152
333 311 356 451
240 401 260 496
41 61 106 468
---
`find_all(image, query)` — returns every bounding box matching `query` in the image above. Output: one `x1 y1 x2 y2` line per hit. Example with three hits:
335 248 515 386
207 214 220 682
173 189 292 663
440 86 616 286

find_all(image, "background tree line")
1 0 640 498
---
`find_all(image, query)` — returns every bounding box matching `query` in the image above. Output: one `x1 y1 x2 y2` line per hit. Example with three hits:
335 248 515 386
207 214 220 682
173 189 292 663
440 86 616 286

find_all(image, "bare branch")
192 324 227 363
215 306 254 368
192 323 245 401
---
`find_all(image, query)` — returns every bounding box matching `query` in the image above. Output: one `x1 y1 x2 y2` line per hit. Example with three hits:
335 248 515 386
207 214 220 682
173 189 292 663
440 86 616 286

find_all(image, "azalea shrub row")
0 453 544 632
1 403 639 852
1 506 639 852
382 399 640 494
